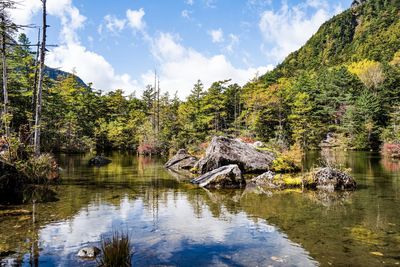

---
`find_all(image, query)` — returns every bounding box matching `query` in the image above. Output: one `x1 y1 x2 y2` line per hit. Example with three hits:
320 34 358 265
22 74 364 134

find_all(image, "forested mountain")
262 0 400 81
245 0 400 151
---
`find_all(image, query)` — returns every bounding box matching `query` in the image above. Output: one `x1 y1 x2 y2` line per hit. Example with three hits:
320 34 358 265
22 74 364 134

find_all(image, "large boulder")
311 167 356 191
165 149 197 171
88 156 112 166
195 136 275 174
191 164 245 189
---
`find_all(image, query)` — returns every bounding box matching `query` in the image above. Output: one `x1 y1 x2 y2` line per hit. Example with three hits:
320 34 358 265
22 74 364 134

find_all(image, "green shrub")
271 143 302 173
16 154 60 183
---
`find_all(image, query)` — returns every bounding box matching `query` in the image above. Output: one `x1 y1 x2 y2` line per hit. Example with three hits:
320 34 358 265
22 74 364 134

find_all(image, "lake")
0 151 399 266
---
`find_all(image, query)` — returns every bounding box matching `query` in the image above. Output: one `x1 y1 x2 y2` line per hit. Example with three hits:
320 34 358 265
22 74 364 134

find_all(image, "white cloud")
181 9 191 19
126 8 146 32
224 34 239 53
47 43 139 91
204 0 217 8
209 28 224 43
259 1 342 63
9 0 41 25
10 0 140 93
104 14 126 34
9 1 273 97
246 0 272 12
145 32 272 99
186 0 194 5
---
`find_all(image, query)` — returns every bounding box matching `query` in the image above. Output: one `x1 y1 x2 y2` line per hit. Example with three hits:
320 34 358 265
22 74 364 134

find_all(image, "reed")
97 232 132 267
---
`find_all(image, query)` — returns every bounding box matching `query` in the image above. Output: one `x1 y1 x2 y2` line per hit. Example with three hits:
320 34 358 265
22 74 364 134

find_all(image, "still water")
0 152 399 266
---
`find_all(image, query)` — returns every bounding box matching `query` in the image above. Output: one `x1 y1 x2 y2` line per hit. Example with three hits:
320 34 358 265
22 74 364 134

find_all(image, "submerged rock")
165 149 197 171
88 156 112 166
191 164 245 189
77 246 101 258
311 167 356 191
195 136 275 174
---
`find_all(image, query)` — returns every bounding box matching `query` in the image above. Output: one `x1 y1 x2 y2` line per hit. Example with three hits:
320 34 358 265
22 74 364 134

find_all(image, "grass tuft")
97 232 132 267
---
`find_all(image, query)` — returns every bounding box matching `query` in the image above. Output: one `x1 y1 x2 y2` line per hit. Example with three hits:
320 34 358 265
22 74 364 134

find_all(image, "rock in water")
88 156 112 166
165 149 197 171
195 136 275 174
248 171 278 188
191 164 245 189
77 246 101 258
312 167 356 191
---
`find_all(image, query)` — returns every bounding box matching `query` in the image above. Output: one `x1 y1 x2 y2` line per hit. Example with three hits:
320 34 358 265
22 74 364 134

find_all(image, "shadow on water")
0 151 399 266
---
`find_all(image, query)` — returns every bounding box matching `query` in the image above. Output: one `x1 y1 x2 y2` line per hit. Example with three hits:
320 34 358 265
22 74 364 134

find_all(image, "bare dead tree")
33 0 46 156
31 27 40 124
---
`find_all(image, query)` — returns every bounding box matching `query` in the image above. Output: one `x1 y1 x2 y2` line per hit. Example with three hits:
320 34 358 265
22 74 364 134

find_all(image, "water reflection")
0 151 399 266
35 193 317 266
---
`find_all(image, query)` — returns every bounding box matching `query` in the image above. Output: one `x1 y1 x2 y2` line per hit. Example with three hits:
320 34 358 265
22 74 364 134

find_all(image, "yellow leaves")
348 59 385 89
390 51 400 66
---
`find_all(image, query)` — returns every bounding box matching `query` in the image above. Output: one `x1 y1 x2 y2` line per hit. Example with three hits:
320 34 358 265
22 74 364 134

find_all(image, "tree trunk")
34 0 46 156
32 28 40 123
1 15 9 137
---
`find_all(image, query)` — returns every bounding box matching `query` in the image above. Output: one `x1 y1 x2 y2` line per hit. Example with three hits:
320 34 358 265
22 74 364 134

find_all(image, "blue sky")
11 0 351 98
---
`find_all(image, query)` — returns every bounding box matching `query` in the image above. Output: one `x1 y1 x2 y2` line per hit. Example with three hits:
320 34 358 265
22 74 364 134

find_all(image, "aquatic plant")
97 232 132 267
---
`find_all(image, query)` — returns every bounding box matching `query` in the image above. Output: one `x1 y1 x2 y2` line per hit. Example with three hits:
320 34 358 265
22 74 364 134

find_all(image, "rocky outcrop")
165 149 197 171
191 164 245 189
195 136 275 174
310 167 356 191
77 246 101 258
88 156 112 166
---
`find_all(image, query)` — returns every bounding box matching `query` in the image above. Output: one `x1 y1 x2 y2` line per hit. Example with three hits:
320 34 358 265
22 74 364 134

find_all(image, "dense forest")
1 0 400 159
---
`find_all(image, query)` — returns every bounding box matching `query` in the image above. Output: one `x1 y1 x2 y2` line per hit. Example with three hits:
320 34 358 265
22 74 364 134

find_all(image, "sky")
9 0 351 99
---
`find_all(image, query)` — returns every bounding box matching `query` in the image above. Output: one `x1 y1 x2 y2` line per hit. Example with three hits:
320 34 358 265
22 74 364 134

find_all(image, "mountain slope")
261 0 400 82
45 67 88 88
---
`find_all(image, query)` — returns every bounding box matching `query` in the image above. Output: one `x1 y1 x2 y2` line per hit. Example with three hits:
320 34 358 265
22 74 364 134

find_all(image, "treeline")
2 0 400 155
3 32 400 155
